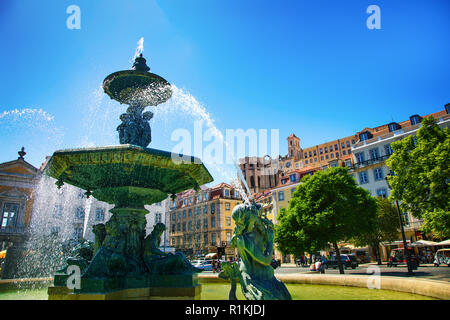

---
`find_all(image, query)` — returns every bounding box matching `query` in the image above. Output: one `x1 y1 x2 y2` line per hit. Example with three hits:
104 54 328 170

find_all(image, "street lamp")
385 172 414 275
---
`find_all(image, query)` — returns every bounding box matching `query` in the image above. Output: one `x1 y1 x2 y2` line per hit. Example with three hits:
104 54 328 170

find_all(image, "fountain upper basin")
44 144 213 207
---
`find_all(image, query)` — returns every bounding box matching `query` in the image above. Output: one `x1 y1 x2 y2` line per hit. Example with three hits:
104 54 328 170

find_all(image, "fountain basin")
45 144 213 206
103 70 172 106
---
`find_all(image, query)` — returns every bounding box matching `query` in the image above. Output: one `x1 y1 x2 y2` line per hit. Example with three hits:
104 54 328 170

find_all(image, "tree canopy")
386 116 450 239
351 197 399 264
274 167 377 273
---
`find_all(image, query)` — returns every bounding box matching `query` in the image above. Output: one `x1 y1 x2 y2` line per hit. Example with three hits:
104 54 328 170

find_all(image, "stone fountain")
46 54 213 300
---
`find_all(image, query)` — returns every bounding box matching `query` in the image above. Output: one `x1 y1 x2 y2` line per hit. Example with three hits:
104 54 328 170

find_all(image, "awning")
435 239 450 246
410 240 438 247
205 253 218 258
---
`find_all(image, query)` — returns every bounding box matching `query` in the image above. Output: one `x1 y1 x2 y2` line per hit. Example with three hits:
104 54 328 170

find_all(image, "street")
273 263 450 282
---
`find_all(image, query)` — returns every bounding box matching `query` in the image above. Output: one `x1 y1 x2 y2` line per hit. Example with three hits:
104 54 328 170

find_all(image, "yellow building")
169 183 243 259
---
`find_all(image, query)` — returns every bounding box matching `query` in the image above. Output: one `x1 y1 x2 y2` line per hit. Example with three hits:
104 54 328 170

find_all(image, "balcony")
0 226 26 236
352 154 390 169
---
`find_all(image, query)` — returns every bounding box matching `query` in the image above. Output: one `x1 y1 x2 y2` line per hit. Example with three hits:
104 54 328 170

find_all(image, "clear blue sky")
1 0 449 184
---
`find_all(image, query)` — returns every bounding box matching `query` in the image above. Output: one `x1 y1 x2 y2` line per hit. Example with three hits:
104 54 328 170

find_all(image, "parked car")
387 248 419 268
434 249 450 267
192 259 213 271
326 254 359 269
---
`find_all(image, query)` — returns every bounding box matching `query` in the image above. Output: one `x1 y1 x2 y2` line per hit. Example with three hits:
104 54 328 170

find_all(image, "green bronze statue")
232 201 292 300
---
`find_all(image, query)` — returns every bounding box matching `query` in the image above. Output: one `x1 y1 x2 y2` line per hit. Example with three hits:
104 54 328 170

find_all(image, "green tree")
386 116 450 239
351 197 399 265
274 167 377 274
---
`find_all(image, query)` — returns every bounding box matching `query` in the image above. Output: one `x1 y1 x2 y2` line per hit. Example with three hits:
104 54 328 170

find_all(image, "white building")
350 105 450 242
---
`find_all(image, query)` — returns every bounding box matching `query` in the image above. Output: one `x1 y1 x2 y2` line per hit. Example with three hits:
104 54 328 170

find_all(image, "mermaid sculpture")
232 201 292 300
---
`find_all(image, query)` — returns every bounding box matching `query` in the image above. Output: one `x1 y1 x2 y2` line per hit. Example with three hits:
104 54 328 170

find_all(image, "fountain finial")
132 53 150 72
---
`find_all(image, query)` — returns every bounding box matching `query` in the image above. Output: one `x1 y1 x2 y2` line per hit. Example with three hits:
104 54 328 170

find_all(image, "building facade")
169 183 243 259
350 106 450 260
0 148 41 278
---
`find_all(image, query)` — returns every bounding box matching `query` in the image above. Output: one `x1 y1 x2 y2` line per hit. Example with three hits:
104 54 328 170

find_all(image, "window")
188 221 192 231
336 152 339 158
1 203 18 228
226 232 232 243
384 144 393 156
211 233 216 245
315 158 317 162
345 160 352 168
189 197 193 204
309 151 312 157
177 212 181 220
313 150 317 156
53 205 63 218
75 207 85 219
374 168 384 181
225 202 230 211
320 149 323 154
172 238 175 246
325 147 328 153
204 233 208 244
183 199 187 205
196 219 201 230
289 174 296 182
355 152 365 163
211 217 216 228
211 203 215 214
183 210 186 218
359 171 369 184
224 189 230 197
172 224 175 233
203 218 208 228
182 222 186 231
343 150 346 155
369 148 379 160
334 144 338 150
197 207 201 215
74 227 83 239
376 188 387 198
305 160 308 164
352 139 355 144
278 191 285 201
291 188 296 194
304 153 308 158
155 213 162 224
197 194 201 202
77 191 84 199
330 153 334 159
341 142 345 148
95 208 105 221
321 156 324 161
388 122 401 132
348 149 351 154
204 205 208 214
226 217 231 227
346 141 350 148
329 145 333 152
188 209 192 217
286 162 290 168
204 192 209 201
177 223 181 231
325 155 329 159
